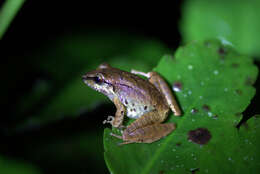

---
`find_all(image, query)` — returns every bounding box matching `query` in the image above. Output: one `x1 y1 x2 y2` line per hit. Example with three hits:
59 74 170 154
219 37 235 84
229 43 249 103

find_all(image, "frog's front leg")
131 69 181 116
103 97 125 128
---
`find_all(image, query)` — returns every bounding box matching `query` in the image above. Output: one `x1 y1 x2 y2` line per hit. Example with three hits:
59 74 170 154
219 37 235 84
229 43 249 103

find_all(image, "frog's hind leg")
123 123 176 144
110 133 134 145
148 72 181 116
131 69 181 116
125 110 166 134
111 122 176 145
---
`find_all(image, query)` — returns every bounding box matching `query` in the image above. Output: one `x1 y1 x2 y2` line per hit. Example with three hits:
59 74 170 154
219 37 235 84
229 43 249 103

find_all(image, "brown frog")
82 63 181 145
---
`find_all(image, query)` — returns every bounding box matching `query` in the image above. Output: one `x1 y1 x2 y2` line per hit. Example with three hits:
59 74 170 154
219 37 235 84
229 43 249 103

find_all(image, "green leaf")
180 0 260 58
104 40 259 174
0 156 41 174
0 0 26 39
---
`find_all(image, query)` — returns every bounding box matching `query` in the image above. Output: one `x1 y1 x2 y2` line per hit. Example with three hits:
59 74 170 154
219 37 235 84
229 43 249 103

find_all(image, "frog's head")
82 63 115 99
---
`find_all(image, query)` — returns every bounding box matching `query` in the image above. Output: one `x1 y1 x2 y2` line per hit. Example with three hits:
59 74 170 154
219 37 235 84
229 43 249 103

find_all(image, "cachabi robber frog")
82 63 181 145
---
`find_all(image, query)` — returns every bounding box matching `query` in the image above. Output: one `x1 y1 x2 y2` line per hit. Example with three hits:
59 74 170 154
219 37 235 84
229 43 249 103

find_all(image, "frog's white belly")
125 102 154 119
126 107 144 119
117 89 154 119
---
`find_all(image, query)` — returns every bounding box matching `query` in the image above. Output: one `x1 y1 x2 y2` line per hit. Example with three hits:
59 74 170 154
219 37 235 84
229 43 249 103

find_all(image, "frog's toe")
118 125 126 130
110 133 123 139
103 116 115 125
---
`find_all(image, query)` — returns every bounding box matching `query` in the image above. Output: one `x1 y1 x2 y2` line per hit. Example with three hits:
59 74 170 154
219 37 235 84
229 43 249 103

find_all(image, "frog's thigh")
130 70 181 116
123 123 176 144
125 110 164 133
148 72 181 116
112 97 125 127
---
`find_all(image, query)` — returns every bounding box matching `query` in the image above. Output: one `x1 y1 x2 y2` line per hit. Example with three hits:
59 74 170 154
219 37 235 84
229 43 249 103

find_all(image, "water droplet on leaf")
213 70 219 75
172 81 182 92
188 65 193 70
191 108 199 114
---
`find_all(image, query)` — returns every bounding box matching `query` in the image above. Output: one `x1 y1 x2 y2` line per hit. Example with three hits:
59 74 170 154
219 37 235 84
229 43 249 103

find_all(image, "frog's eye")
94 76 102 84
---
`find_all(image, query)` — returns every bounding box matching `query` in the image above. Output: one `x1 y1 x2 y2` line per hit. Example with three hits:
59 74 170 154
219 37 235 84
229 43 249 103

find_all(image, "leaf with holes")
104 40 259 174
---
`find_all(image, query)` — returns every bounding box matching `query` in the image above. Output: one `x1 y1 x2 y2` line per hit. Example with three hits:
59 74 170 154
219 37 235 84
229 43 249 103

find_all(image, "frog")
82 63 181 145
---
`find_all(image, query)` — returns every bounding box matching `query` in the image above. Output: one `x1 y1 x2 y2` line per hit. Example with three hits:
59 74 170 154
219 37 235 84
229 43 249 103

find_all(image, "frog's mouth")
82 75 101 88
82 75 114 99
82 76 98 83
82 75 109 86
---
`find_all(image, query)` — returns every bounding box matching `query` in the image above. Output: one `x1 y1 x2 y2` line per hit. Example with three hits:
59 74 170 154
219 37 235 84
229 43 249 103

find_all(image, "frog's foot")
123 123 176 144
110 133 132 146
131 69 152 78
118 125 126 130
110 133 123 139
103 116 115 125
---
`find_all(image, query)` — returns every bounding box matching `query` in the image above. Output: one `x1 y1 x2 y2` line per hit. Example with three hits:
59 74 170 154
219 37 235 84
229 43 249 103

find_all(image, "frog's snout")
82 75 87 81
82 74 96 87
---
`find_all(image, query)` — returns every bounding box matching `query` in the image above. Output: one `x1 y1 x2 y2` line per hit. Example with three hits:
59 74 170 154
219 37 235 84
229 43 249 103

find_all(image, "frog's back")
102 68 166 118
103 67 160 98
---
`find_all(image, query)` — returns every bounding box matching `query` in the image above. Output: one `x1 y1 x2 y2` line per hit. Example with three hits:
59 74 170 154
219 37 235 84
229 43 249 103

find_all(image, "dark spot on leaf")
132 103 135 107
202 104 210 112
133 108 136 112
190 168 200 174
191 108 199 114
172 81 182 92
125 99 128 105
218 47 227 56
176 142 182 146
213 115 218 119
130 109 133 112
231 63 239 68
159 170 165 174
188 128 211 145
204 41 210 47
235 89 242 95
144 106 147 110
245 77 254 86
